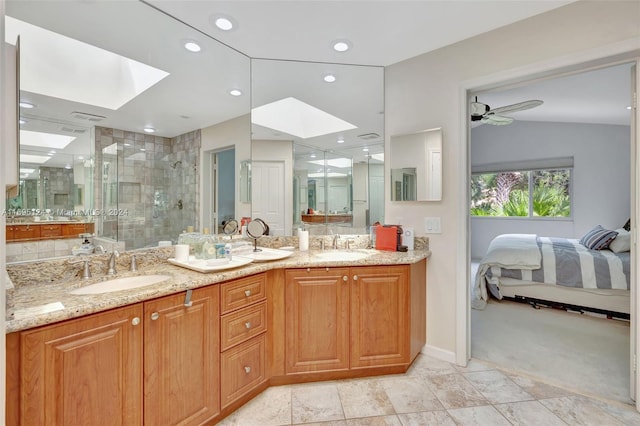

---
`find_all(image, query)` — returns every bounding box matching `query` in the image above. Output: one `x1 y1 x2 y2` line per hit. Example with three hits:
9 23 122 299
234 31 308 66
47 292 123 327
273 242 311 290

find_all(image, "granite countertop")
6 245 429 333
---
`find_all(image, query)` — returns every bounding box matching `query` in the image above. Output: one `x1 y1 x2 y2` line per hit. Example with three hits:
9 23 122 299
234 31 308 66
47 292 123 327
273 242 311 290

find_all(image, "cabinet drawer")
221 302 267 351
12 225 40 240
220 273 266 314
220 334 266 408
40 224 62 237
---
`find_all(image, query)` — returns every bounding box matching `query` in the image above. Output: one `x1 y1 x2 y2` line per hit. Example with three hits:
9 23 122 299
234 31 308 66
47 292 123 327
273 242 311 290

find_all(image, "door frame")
456 40 640 408
202 146 234 234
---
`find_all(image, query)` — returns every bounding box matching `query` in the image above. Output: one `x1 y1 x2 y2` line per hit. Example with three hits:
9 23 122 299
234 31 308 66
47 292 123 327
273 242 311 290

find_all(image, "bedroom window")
470 168 571 218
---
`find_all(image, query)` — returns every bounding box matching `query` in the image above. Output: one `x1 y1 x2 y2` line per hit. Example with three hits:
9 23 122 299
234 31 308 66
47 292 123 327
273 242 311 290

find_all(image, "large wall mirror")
250 59 385 235
5 0 250 260
390 128 443 201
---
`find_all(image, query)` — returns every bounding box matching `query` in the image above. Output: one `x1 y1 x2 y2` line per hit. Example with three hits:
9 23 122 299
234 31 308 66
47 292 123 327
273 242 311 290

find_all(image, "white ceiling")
7 0 632 176
147 0 572 67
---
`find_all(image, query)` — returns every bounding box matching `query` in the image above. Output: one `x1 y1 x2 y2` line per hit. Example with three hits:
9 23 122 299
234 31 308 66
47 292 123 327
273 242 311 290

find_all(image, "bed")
473 233 631 319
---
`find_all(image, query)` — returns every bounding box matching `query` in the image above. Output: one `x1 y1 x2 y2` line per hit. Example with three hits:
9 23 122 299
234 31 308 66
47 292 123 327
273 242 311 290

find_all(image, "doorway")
203 147 235 234
459 61 638 404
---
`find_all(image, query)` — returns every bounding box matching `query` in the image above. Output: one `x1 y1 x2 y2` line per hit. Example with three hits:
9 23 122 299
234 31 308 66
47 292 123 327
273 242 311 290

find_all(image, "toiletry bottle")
225 243 233 261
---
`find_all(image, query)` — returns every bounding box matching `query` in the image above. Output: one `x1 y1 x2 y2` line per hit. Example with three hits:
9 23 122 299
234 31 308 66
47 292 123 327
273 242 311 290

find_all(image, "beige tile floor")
218 354 640 425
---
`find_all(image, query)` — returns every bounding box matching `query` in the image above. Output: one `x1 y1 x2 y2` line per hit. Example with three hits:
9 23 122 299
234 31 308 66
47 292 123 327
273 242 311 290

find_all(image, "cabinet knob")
131 317 141 326
151 312 160 321
353 275 358 281
245 321 251 329
306 268 311 273
343 276 348 282
244 366 251 374
244 289 251 297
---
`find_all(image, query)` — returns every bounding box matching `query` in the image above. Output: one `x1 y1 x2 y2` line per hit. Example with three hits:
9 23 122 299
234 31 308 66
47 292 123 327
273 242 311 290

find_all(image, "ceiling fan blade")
482 114 513 125
490 99 543 115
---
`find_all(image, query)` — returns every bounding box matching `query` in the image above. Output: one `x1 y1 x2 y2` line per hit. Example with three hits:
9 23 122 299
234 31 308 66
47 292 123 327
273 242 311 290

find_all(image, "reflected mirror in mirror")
239 160 251 203
390 128 443 201
5 1 250 262
251 59 385 235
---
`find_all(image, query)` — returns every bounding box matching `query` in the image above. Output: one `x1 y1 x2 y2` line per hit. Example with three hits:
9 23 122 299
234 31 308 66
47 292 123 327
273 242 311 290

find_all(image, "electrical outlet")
424 217 441 234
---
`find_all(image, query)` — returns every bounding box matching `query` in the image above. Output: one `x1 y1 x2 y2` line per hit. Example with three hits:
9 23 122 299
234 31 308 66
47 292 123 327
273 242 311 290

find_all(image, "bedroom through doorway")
468 61 635 404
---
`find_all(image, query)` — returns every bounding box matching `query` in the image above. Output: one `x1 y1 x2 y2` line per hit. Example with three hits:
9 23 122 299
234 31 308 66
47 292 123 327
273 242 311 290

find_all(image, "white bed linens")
472 234 541 309
472 234 630 311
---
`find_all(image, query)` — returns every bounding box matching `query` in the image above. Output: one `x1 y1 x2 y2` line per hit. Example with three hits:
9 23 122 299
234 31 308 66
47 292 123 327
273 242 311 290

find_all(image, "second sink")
70 274 171 295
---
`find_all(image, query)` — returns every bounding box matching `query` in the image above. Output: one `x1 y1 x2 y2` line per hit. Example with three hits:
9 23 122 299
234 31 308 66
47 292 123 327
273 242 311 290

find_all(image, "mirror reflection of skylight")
371 153 384 162
308 158 352 168
20 154 51 164
5 16 169 110
251 97 357 139
20 130 75 149
308 172 347 178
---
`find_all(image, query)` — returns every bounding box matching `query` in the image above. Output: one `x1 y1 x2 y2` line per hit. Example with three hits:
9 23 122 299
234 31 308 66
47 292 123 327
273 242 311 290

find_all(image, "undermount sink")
314 250 371 261
69 274 171 295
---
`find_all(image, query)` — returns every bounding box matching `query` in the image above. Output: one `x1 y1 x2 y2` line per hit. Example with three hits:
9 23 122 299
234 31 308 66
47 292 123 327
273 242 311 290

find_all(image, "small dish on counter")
168 256 253 273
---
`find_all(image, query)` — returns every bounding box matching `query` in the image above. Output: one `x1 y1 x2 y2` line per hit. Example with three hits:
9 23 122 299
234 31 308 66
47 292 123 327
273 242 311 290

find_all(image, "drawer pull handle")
353 275 358 281
307 268 311 273
343 276 348 282
151 312 159 321
244 366 251 374
245 321 251 329
244 289 251 297
184 289 193 307
131 317 141 326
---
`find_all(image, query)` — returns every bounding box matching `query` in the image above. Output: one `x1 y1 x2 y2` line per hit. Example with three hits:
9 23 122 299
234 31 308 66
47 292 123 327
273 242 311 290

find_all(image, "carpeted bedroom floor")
470 262 632 405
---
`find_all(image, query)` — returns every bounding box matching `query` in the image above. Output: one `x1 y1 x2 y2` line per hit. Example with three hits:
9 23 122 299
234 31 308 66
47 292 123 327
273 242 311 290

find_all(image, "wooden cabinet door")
6 225 15 241
62 223 89 237
285 268 350 373
144 286 220 425
12 224 39 240
19 305 143 425
350 265 410 368
40 224 62 237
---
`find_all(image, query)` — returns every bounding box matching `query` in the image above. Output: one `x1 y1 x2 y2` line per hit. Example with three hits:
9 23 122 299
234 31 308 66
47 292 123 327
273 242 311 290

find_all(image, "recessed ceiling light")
337 138 345 144
211 14 236 31
310 153 316 159
64 164 72 169
143 127 155 133
362 147 369 152
183 41 201 53
324 74 336 83
140 148 146 152
627 106 632 110
124 143 131 146
19 101 35 109
229 89 243 96
332 39 352 53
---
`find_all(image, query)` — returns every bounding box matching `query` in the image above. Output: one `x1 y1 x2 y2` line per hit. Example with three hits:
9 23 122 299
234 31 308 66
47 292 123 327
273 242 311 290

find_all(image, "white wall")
200 114 251 230
385 0 640 358
471 121 630 259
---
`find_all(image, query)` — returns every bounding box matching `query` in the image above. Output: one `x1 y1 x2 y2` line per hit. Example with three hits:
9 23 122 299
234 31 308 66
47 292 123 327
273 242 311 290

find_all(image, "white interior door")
252 161 285 235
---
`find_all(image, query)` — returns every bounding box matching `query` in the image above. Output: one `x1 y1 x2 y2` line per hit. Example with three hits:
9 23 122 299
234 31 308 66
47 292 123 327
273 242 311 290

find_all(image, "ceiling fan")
470 97 543 125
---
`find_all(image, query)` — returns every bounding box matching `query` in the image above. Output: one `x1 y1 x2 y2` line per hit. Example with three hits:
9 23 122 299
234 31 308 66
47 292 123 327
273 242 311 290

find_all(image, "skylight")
20 154 51 164
251 97 357 139
308 158 352 169
5 16 169 110
20 130 75 149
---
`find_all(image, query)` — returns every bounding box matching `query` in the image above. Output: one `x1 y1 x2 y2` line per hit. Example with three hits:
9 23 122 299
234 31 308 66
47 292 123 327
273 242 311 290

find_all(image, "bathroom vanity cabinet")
7 285 221 426
6 222 95 242
283 264 413 376
6 259 426 425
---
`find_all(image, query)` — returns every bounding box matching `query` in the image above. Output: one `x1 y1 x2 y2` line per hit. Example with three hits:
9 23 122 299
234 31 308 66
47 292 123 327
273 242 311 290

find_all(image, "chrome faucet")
107 248 120 275
94 244 106 254
332 234 341 249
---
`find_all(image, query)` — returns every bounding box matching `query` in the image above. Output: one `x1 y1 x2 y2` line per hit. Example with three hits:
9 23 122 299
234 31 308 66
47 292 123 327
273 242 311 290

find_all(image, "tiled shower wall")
94 127 200 250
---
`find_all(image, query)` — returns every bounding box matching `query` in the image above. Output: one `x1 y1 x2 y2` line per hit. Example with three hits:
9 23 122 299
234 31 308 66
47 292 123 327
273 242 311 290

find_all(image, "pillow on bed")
609 228 631 253
579 225 618 250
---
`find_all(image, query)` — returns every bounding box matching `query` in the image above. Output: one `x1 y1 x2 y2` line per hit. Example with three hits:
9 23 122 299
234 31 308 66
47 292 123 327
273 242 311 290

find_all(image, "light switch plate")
424 217 441 234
